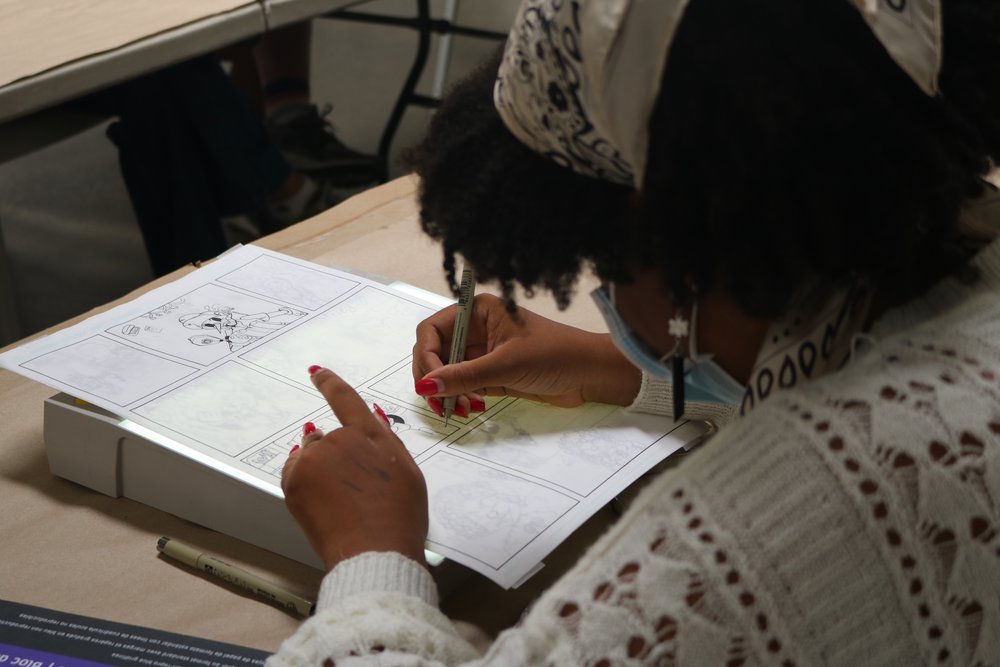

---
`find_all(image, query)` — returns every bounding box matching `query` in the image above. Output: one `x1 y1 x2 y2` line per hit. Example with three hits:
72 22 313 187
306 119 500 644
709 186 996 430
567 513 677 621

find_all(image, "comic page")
0 246 697 588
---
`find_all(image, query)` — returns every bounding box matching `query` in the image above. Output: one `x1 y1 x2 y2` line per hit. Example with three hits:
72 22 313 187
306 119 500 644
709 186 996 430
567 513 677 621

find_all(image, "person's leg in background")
90 56 338 275
97 59 239 275
253 21 313 117
229 22 383 185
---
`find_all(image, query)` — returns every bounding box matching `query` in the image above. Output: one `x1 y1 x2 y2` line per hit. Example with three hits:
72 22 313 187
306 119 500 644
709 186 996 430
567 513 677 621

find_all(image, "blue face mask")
591 284 746 407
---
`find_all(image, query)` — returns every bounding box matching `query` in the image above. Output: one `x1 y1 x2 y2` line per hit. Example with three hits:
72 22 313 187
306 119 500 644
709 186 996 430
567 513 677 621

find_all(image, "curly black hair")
404 0 1000 317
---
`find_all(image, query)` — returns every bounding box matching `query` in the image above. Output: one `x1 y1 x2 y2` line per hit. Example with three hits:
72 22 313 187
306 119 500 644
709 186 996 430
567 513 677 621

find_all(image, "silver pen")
157 536 314 617
442 266 476 426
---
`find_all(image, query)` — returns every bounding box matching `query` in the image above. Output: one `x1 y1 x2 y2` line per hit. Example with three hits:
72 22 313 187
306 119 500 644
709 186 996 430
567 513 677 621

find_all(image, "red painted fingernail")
470 397 486 413
303 422 317 436
415 378 443 396
372 403 391 427
289 444 300 454
427 396 444 417
308 365 323 376
455 403 469 418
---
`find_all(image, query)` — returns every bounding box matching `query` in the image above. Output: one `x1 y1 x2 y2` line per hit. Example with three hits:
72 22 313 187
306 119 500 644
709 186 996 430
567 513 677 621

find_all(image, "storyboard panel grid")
0 245 698 589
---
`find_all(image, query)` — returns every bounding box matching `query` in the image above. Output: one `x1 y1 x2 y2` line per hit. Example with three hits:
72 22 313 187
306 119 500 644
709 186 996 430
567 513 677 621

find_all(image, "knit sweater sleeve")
628 372 738 425
266 465 766 667
267 241 1000 666
267 369 1000 666
266 404 834 667
265 552 483 666
266 405 892 667
268 345 1000 666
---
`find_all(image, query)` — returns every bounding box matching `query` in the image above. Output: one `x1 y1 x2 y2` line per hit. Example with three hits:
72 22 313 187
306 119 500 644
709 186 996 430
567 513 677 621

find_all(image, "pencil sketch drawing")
21 336 196 407
423 454 576 568
241 286 435 387
134 362 325 456
218 254 358 311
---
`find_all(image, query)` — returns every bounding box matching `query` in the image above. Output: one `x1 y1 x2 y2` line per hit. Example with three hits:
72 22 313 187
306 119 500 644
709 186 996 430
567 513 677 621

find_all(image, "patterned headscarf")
494 0 943 188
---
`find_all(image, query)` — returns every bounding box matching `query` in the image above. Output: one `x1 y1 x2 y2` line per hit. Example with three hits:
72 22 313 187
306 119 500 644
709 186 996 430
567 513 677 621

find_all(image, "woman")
274 0 1000 663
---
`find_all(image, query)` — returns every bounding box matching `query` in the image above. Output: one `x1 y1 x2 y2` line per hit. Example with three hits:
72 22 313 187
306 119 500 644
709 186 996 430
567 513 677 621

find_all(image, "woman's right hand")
412 294 641 412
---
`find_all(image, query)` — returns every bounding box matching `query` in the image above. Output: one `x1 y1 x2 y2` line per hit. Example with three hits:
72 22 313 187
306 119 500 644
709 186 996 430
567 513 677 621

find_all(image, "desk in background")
0 0 380 346
0 0 371 125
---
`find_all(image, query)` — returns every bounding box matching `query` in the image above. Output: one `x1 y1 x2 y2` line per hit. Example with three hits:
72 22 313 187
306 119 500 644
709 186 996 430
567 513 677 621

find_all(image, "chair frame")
325 0 507 181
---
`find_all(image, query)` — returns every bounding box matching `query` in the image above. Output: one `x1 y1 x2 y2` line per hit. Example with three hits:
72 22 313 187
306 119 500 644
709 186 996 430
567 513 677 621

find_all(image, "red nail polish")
373 403 390 427
415 378 441 396
470 397 486 413
289 444 300 454
455 403 469 418
427 396 444 417
308 365 322 376
303 422 317 436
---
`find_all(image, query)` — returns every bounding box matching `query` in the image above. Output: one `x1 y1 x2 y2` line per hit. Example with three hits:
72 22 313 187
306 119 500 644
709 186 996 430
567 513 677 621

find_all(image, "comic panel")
243 440 296 481
134 362 325 457
369 364 443 412
367 364 510 435
242 409 348 480
217 254 358 311
243 392 456 479
422 453 577 569
108 284 307 366
241 286 435 388
21 336 197 407
359 392 455 457
452 401 654 496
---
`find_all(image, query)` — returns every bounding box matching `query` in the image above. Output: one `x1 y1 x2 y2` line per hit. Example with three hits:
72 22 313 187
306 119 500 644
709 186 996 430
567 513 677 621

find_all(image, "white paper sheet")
0 245 700 588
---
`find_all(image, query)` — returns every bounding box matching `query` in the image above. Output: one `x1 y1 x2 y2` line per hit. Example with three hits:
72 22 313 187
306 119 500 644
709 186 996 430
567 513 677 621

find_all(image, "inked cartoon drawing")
357 394 446 457
180 305 304 351
386 412 441 438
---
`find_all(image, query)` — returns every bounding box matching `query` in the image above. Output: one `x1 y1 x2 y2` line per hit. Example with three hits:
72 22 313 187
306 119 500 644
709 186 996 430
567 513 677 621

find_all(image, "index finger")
309 366 377 429
412 305 457 382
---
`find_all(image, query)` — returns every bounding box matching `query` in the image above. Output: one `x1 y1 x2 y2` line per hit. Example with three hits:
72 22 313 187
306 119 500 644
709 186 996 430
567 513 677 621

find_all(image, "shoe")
266 103 384 185
259 176 342 234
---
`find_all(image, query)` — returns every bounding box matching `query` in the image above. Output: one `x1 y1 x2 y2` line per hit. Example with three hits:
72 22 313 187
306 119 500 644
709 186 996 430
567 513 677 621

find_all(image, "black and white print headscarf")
494 0 942 188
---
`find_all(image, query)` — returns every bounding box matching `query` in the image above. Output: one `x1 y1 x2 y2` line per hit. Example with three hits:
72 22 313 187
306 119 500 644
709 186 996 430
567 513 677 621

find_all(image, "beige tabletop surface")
0 0 358 123
0 177 611 653
0 0 253 90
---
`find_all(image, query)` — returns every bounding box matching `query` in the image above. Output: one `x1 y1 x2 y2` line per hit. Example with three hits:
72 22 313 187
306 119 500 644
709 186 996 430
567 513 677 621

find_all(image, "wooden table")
0 0 370 342
0 0 264 123
0 177 609 651
0 0 385 124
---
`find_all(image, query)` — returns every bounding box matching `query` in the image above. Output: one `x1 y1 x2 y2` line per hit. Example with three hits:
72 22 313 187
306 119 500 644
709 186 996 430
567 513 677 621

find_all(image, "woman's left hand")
282 367 429 571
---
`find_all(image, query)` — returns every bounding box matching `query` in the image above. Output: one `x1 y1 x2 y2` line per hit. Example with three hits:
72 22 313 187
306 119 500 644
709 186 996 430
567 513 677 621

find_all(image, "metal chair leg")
323 0 507 180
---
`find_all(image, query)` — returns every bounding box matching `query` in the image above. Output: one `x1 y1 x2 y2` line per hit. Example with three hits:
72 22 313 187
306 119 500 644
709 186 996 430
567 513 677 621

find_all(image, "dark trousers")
87 56 291 276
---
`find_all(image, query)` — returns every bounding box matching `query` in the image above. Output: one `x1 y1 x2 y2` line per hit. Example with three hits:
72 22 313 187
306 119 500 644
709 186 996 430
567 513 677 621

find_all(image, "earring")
667 311 690 420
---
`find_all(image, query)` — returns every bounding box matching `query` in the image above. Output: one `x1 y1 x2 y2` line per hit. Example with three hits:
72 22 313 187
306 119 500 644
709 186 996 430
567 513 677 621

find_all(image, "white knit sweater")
269 238 1000 666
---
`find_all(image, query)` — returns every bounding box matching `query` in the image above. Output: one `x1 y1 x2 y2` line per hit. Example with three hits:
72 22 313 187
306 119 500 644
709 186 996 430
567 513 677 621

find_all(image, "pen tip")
157 536 169 552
